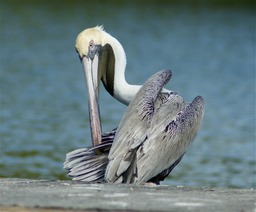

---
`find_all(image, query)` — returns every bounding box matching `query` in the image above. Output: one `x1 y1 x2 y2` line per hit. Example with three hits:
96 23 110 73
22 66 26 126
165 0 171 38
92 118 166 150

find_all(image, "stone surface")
0 178 255 212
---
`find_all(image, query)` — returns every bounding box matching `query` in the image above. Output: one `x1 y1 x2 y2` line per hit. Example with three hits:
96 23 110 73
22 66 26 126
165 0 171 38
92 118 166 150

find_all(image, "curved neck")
101 32 172 106
113 82 141 106
103 33 141 106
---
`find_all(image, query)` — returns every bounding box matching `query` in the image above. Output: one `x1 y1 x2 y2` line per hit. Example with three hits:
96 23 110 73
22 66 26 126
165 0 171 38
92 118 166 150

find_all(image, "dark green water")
0 0 255 188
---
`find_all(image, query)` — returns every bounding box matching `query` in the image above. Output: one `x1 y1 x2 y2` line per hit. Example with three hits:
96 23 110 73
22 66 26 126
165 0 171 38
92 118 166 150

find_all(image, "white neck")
102 30 171 106
114 82 141 106
103 31 141 106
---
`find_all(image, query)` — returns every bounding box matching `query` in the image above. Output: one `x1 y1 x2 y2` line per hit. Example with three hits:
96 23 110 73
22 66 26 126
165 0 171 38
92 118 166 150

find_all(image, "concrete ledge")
0 178 255 212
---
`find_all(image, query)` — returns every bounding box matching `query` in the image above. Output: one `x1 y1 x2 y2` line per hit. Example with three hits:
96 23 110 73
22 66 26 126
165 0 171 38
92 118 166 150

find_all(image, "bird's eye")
89 40 94 48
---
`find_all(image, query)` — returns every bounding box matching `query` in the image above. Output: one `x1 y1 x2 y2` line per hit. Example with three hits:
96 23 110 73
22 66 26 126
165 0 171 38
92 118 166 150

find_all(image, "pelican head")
75 26 129 146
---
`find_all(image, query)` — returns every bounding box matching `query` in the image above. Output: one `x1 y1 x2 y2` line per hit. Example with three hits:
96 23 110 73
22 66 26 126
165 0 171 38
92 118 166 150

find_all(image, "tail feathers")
64 141 112 183
101 128 116 143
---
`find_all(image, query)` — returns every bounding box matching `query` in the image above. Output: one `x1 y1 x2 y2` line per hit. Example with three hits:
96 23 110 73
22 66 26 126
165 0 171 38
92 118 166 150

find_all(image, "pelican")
64 26 204 184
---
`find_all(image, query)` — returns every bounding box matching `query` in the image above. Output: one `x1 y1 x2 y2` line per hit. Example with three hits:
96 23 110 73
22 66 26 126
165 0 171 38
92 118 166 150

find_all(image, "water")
0 0 255 188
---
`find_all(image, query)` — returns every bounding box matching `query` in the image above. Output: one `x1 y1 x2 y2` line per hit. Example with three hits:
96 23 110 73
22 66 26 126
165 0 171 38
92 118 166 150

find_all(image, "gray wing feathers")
105 69 204 184
108 70 172 157
105 70 172 183
135 95 204 183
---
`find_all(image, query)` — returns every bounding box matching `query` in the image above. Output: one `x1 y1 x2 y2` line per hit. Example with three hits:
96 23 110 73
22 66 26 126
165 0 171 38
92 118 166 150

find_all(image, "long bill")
81 56 102 147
